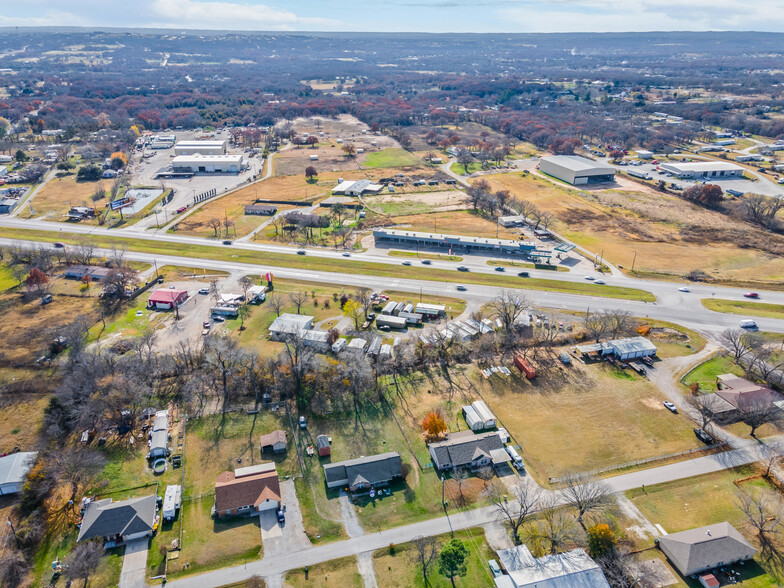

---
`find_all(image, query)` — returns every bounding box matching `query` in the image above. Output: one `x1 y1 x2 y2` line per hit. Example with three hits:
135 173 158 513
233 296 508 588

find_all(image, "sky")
0 0 780 33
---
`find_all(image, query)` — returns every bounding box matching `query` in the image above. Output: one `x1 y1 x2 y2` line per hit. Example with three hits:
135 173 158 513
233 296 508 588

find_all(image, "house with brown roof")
213 463 281 518
259 430 287 454
715 374 784 412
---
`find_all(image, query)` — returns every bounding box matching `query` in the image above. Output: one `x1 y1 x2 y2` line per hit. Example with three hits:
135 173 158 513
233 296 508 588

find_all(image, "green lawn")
284 555 362 587
487 259 568 272
450 161 484 175
627 466 781 587
643 320 707 358
363 148 424 168
702 298 784 320
682 354 744 392
388 250 463 262
0 264 16 291
373 529 495 588
0 227 656 301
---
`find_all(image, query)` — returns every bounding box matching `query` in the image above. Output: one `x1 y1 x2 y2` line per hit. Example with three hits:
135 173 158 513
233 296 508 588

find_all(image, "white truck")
627 168 652 180
505 446 525 471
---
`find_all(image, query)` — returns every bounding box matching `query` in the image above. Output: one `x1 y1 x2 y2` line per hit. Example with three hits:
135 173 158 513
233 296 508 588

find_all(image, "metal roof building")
268 313 314 338
374 229 537 257
659 161 743 180
0 452 37 495
174 139 228 156
538 155 615 185
171 154 243 173
494 546 610 588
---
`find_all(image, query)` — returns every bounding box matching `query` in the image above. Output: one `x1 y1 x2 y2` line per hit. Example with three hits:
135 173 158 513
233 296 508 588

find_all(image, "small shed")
316 435 331 457
463 405 483 431
472 400 496 429
259 430 287 454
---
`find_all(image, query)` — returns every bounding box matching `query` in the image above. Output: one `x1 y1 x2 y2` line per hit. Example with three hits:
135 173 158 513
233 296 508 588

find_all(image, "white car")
678 286 690 292
663 401 678 413
594 279 605 285
584 275 595 281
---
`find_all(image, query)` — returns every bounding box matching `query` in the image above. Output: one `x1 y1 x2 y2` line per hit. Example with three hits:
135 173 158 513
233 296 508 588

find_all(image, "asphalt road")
2 232 783 336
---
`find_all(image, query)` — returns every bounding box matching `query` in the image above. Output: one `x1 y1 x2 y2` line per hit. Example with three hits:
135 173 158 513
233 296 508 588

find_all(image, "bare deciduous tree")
491 481 541 545
64 541 104 587
490 290 529 333
737 399 782 438
268 293 284 317
525 493 577 555
737 490 784 562
208 217 221 237
288 291 308 315
409 536 440 587
560 473 612 530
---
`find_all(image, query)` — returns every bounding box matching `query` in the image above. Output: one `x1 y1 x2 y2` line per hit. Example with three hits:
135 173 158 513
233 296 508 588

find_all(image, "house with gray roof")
0 452 37 495
77 495 157 543
494 545 610 588
428 430 504 471
658 522 757 577
268 313 314 339
323 452 403 492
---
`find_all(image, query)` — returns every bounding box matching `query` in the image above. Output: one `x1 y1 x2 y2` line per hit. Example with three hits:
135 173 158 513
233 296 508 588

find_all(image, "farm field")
473 362 700 482
627 466 781 586
361 148 424 168
702 298 784 320
481 173 784 286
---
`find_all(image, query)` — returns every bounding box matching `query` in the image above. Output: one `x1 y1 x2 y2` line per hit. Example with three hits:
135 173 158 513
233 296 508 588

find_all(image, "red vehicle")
743 292 759 299
176 206 187 213
513 354 536 379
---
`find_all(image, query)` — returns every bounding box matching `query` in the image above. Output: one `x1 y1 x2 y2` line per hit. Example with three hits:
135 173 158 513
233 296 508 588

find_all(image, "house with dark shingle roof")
77 495 157 543
428 430 504 471
323 452 402 491
214 464 281 518
658 522 757 577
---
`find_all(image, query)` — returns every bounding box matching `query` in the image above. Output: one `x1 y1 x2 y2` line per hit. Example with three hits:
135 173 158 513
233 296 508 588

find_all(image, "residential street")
161 440 776 588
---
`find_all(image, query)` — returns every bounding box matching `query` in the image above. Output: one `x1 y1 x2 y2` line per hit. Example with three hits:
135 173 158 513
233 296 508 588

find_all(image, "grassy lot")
175 175 333 239
25 175 113 221
373 528 495 588
472 362 701 482
185 411 299 497
0 392 48 453
681 355 744 392
284 556 362 587
226 278 359 357
87 293 172 343
0 290 101 365
157 265 230 282
450 161 484 175
150 496 262 582
0 227 656 301
388 250 463 262
362 148 424 169
0 263 16 291
643 320 707 358
481 172 784 286
627 466 781 586
390 209 521 239
702 298 784 320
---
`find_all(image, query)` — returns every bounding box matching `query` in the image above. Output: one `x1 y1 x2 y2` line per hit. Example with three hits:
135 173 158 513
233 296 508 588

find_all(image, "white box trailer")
163 485 182 521
627 168 651 180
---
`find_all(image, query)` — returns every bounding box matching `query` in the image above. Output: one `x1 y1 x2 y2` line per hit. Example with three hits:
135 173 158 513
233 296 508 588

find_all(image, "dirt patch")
641 398 666 411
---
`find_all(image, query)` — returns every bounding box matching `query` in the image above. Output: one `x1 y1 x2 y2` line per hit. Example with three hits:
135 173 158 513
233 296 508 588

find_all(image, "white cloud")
149 0 341 30
496 0 784 32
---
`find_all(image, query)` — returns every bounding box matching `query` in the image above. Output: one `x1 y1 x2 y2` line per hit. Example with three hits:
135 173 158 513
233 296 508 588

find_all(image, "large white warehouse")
538 155 615 185
659 161 744 180
174 140 228 156
171 154 244 173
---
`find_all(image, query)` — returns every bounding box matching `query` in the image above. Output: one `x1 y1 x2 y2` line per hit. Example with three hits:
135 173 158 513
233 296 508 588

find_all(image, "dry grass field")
274 145 362 176
482 172 784 285
472 361 700 482
284 556 362 588
27 175 113 220
174 175 335 238
390 209 522 239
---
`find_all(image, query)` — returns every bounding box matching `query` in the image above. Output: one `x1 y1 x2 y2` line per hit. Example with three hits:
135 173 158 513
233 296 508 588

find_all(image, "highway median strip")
701 298 784 320
2 227 655 302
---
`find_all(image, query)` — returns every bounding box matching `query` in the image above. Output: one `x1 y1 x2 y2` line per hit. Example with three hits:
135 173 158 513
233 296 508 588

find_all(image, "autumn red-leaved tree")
305 166 318 181
422 410 447 441
25 267 50 298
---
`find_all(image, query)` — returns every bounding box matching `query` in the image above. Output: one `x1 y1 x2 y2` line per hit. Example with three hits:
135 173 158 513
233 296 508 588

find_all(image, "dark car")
277 509 285 523
297 250 306 255
54 242 65 248
518 271 529 278
421 259 432 265
457 266 469 272
367 312 376 320
694 428 713 444
41 294 53 305
379 325 391 332
222 240 232 245
494 266 505 272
